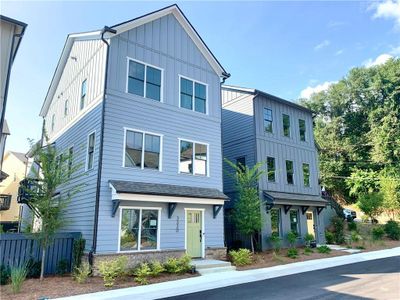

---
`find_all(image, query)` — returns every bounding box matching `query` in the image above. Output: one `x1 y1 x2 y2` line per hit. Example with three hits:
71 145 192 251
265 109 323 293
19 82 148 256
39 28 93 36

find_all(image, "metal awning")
263 191 328 207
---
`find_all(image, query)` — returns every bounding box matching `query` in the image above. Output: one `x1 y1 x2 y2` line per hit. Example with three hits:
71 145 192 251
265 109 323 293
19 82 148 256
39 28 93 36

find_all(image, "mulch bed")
0 272 198 300
236 247 348 271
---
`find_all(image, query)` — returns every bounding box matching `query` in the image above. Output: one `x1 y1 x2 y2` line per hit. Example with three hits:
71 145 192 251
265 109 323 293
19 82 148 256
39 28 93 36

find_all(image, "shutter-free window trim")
286 159 294 185
283 114 291 137
86 131 96 171
179 139 209 176
264 108 273 133
80 79 87 110
299 119 306 141
267 156 276 182
179 75 208 114
303 163 310 187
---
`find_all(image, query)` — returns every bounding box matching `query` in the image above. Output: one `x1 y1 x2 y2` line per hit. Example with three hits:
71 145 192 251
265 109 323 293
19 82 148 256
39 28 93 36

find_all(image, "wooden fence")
0 232 81 274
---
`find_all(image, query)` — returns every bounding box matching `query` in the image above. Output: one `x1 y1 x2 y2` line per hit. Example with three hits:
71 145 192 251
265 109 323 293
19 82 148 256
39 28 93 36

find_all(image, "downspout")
90 26 117 263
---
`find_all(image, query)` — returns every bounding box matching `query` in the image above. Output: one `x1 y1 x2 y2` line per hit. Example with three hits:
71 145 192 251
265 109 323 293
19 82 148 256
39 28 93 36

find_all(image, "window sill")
122 165 162 172
118 248 160 253
178 172 209 178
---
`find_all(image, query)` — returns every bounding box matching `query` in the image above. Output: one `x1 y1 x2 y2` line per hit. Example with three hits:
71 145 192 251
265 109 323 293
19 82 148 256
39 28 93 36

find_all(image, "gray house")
28 5 230 265
221 85 327 250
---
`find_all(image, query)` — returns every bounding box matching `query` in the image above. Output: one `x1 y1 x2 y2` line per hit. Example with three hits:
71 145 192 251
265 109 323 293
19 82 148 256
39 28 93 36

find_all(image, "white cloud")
363 53 393 67
314 40 331 51
372 0 400 29
335 49 344 56
300 81 336 99
390 45 400 55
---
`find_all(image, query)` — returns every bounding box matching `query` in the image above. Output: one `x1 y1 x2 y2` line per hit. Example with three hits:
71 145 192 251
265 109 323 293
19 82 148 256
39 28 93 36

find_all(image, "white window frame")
263 107 273 133
125 57 164 102
178 138 210 177
122 127 163 172
178 74 209 115
80 79 87 110
85 130 96 171
184 208 205 258
117 206 162 253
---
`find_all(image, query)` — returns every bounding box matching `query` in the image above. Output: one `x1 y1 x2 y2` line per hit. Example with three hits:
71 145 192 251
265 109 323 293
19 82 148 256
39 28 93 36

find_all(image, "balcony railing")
0 195 11 211
17 178 42 204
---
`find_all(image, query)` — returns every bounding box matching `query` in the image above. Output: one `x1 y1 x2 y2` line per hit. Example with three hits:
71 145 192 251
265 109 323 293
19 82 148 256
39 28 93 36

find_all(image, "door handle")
199 230 202 242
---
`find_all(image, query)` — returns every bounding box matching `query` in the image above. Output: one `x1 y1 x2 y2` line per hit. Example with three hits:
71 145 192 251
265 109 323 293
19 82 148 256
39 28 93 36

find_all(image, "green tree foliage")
225 159 264 253
300 58 400 205
380 172 400 219
357 193 383 221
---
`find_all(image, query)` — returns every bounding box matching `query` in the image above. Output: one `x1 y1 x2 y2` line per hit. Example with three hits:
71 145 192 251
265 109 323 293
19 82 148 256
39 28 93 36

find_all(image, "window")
180 77 207 114
264 108 273 133
51 114 55 132
270 208 281 236
119 208 160 251
68 147 74 177
290 210 300 234
303 163 310 187
286 160 294 184
80 79 87 110
282 114 290 137
64 100 69 117
124 129 161 170
299 119 306 141
86 132 95 170
180 140 208 176
127 59 162 101
236 156 246 172
267 157 276 182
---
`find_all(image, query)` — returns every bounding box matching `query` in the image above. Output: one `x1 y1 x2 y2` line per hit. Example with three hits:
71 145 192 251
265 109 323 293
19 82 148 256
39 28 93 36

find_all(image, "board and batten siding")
221 89 256 194
95 13 224 253
253 94 320 196
44 40 107 142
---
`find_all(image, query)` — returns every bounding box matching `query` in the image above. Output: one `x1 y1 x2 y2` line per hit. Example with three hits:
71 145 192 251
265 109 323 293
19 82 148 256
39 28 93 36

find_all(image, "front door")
306 211 316 238
186 210 202 258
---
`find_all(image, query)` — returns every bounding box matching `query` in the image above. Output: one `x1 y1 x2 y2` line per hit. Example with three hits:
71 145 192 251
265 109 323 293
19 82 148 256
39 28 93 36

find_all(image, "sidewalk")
58 247 400 300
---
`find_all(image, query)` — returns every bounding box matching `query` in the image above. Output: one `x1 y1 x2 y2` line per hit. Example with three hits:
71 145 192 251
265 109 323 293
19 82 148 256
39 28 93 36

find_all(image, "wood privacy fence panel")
0 232 81 274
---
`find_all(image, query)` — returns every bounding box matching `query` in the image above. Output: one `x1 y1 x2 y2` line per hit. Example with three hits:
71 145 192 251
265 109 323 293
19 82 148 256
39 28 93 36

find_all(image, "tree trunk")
250 234 255 253
40 246 46 280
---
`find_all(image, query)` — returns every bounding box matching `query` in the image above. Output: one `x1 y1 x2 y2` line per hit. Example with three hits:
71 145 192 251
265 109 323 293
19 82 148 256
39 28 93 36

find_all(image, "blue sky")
2 1 400 153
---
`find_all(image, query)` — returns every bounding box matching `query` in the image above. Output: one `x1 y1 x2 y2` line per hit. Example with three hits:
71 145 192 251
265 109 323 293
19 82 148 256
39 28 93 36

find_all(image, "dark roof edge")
0 15 27 28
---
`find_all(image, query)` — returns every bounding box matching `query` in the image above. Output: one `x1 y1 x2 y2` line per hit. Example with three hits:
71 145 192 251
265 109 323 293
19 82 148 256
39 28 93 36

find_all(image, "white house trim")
85 130 96 171
178 138 210 177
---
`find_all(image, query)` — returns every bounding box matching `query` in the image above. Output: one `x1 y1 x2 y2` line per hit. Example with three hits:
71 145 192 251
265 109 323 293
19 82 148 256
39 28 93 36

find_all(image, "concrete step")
197 266 237 275
193 259 232 270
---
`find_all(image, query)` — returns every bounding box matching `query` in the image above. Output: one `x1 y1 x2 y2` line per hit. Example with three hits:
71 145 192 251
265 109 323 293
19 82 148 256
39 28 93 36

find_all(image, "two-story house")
27 5 230 266
221 85 327 250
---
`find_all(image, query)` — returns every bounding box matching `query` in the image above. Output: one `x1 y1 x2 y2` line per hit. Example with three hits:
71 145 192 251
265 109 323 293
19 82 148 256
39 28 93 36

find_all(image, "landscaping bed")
0 272 198 300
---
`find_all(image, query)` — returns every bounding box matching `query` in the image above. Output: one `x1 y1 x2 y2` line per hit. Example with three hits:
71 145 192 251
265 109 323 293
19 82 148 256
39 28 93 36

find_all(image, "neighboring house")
221 85 327 250
0 151 27 231
23 5 230 265
0 16 27 181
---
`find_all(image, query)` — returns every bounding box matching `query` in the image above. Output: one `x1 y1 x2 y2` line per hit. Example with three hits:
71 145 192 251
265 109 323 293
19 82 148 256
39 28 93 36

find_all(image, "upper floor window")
80 79 87 110
299 119 306 141
236 156 246 173
179 140 208 176
303 163 310 187
124 129 161 170
282 114 290 137
285 160 294 184
127 59 162 102
267 156 275 182
51 114 55 132
68 146 74 177
86 132 95 170
64 100 69 117
264 108 273 133
180 76 207 114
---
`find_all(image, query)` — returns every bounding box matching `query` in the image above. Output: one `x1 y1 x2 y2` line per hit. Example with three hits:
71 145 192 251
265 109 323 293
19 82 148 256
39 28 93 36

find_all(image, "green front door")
186 210 202 258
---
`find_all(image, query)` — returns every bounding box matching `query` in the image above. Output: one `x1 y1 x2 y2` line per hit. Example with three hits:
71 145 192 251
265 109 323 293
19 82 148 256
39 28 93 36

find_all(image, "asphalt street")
162 256 400 300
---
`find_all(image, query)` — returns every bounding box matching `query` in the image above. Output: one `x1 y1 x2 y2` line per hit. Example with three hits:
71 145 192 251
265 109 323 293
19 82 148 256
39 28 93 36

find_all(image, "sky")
2 0 400 153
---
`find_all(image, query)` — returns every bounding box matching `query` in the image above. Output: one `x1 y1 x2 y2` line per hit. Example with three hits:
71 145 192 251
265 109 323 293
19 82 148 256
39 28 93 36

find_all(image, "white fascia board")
112 192 225 205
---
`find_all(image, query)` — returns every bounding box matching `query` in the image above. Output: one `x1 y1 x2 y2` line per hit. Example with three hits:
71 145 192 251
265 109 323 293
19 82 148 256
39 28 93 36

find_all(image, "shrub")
134 263 152 285
269 232 282 253
317 245 331 254
331 216 345 244
347 221 357 232
287 248 298 259
150 261 165 277
72 238 86 269
350 231 361 243
325 231 334 244
164 255 192 274
304 233 315 247
98 256 128 287
56 259 69 275
0 265 10 285
26 258 41 278
303 247 313 255
10 264 28 293
384 220 400 240
73 262 91 284
229 248 252 266
372 226 385 240
286 231 298 248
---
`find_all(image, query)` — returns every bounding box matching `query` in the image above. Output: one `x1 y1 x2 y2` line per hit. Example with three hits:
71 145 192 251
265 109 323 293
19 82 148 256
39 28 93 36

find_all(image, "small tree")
225 159 264 253
357 193 383 222
380 175 400 220
24 139 81 280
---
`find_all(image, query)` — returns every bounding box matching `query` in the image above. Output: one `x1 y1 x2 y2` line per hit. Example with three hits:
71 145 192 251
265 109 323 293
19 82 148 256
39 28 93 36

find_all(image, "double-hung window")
283 114 290 137
119 208 160 251
264 108 273 133
179 140 208 176
80 79 87 110
86 132 95 170
303 163 310 187
267 156 276 182
124 129 161 170
299 119 306 141
290 209 300 235
180 77 207 114
286 160 294 184
127 59 162 101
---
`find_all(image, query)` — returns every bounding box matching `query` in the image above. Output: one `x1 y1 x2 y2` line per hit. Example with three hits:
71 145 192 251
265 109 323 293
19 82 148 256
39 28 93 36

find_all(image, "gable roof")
10 151 27 164
222 85 313 114
40 4 229 117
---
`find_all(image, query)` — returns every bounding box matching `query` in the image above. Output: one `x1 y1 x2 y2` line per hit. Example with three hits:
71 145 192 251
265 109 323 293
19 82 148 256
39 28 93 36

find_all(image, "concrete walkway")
326 244 363 254
58 247 400 300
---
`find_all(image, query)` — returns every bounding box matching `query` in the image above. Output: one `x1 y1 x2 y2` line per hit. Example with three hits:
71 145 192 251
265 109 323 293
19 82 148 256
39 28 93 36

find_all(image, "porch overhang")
263 191 327 212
